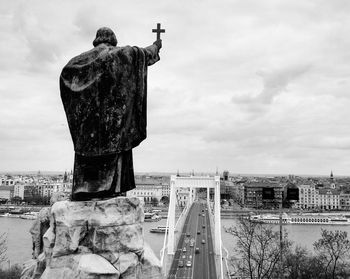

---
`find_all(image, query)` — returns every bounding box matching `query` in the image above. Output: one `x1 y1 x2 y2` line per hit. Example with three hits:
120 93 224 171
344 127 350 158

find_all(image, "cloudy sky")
1 0 350 176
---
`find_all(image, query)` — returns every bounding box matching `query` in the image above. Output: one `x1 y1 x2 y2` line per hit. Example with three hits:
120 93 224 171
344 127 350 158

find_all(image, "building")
220 180 235 200
340 194 350 210
37 184 55 197
127 179 163 204
3 178 14 186
297 184 341 210
318 188 340 210
161 183 170 198
243 182 283 209
14 184 25 199
176 187 194 207
297 184 318 209
0 186 14 200
53 182 72 193
23 185 41 201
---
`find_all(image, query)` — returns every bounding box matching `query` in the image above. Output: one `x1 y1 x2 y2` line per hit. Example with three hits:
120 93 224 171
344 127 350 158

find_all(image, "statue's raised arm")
60 26 163 201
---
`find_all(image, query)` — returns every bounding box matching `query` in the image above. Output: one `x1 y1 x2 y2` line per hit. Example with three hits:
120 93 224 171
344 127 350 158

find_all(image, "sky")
1 0 350 176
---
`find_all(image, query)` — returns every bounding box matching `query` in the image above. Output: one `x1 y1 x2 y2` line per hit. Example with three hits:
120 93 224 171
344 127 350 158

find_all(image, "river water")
1 217 350 267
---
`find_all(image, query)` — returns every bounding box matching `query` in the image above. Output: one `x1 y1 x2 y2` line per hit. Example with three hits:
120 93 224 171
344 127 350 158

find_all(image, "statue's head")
93 27 117 47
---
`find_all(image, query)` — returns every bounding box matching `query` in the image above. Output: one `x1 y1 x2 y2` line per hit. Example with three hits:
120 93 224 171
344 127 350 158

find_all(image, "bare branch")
0 232 8 264
228 218 290 279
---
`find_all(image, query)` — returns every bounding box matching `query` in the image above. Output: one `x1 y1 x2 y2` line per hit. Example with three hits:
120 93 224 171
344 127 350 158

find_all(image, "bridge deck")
168 201 217 279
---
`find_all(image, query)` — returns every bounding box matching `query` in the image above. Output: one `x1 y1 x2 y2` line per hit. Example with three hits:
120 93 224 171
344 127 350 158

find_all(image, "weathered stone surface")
140 243 163 279
41 254 119 279
50 198 144 257
38 197 163 279
29 192 69 260
21 257 44 279
79 254 119 274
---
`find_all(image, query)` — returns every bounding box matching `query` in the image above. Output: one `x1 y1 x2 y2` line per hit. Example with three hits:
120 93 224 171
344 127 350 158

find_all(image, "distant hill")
0 171 65 176
0 171 348 178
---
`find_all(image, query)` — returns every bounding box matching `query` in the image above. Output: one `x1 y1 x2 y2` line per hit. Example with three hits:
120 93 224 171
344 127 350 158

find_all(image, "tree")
151 197 159 207
0 198 7 204
229 218 291 279
10 196 22 205
284 246 323 279
0 232 7 265
160 196 169 205
0 265 22 279
313 229 350 279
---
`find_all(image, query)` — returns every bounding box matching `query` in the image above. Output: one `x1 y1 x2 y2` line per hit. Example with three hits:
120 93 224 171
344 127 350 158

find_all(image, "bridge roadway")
168 201 217 279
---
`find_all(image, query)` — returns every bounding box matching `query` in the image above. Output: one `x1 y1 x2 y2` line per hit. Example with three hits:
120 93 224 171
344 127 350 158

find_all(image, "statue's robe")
60 43 160 200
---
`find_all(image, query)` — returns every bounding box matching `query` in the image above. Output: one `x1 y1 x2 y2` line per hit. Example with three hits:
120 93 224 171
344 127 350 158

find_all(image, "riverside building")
126 179 163 204
243 182 283 209
297 184 341 210
298 184 318 209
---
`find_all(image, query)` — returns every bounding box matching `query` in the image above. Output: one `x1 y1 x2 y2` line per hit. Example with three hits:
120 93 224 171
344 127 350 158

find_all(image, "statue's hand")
154 39 162 49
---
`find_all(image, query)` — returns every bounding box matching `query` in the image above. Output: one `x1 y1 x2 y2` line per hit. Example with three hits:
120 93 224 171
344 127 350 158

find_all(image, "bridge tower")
165 175 222 256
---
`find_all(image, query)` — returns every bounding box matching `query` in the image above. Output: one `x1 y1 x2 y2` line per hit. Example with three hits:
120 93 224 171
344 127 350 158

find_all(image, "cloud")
256 64 311 103
9 2 67 72
73 5 101 40
233 64 311 105
1 0 350 175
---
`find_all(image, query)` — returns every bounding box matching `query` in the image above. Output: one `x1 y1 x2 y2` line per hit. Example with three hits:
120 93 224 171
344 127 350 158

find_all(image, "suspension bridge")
159 175 227 279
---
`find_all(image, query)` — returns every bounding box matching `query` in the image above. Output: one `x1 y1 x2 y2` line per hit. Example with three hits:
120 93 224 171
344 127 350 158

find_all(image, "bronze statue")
60 26 163 200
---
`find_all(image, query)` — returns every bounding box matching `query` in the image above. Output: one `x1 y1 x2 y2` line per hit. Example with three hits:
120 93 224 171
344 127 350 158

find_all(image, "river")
1 217 350 267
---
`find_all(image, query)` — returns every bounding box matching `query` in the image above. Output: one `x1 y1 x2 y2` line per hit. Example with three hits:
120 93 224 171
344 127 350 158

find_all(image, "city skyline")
1 1 350 175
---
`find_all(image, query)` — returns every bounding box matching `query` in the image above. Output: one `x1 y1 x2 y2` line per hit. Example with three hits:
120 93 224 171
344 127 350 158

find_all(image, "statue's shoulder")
108 45 130 55
62 45 141 74
110 45 143 56
65 45 111 68
108 46 142 63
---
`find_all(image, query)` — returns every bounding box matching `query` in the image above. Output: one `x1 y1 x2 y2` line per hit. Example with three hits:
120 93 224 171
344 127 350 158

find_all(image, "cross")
152 23 165 40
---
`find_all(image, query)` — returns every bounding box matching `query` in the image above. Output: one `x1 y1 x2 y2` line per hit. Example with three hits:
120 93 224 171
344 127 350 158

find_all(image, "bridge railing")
208 201 224 279
160 202 191 274
160 212 170 265
222 244 231 279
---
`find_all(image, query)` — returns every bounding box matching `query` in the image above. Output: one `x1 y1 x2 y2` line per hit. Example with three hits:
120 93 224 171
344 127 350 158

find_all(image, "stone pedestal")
40 197 163 279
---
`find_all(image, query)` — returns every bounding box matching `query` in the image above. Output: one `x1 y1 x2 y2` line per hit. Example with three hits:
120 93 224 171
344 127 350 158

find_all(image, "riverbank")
2 203 348 219
0 205 44 214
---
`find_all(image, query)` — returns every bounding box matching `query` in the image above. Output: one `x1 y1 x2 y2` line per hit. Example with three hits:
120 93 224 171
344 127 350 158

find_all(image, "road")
168 201 217 279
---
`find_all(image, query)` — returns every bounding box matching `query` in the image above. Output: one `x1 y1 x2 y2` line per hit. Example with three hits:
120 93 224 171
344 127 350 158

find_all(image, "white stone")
78 254 118 274
35 197 163 279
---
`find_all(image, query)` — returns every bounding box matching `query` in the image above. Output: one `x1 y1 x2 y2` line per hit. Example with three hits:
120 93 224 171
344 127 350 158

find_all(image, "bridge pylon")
161 175 223 278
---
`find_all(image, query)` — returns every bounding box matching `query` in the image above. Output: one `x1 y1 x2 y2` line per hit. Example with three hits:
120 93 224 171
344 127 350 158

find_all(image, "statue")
60 26 163 201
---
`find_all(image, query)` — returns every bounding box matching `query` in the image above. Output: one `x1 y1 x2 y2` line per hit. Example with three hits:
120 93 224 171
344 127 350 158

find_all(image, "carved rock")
39 197 163 279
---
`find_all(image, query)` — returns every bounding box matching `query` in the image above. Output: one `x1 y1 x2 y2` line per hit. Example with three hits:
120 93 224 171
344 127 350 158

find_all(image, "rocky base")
39 197 163 279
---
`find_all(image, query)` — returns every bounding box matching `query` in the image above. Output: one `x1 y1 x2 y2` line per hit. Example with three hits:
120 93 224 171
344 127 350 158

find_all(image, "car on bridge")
178 260 184 268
